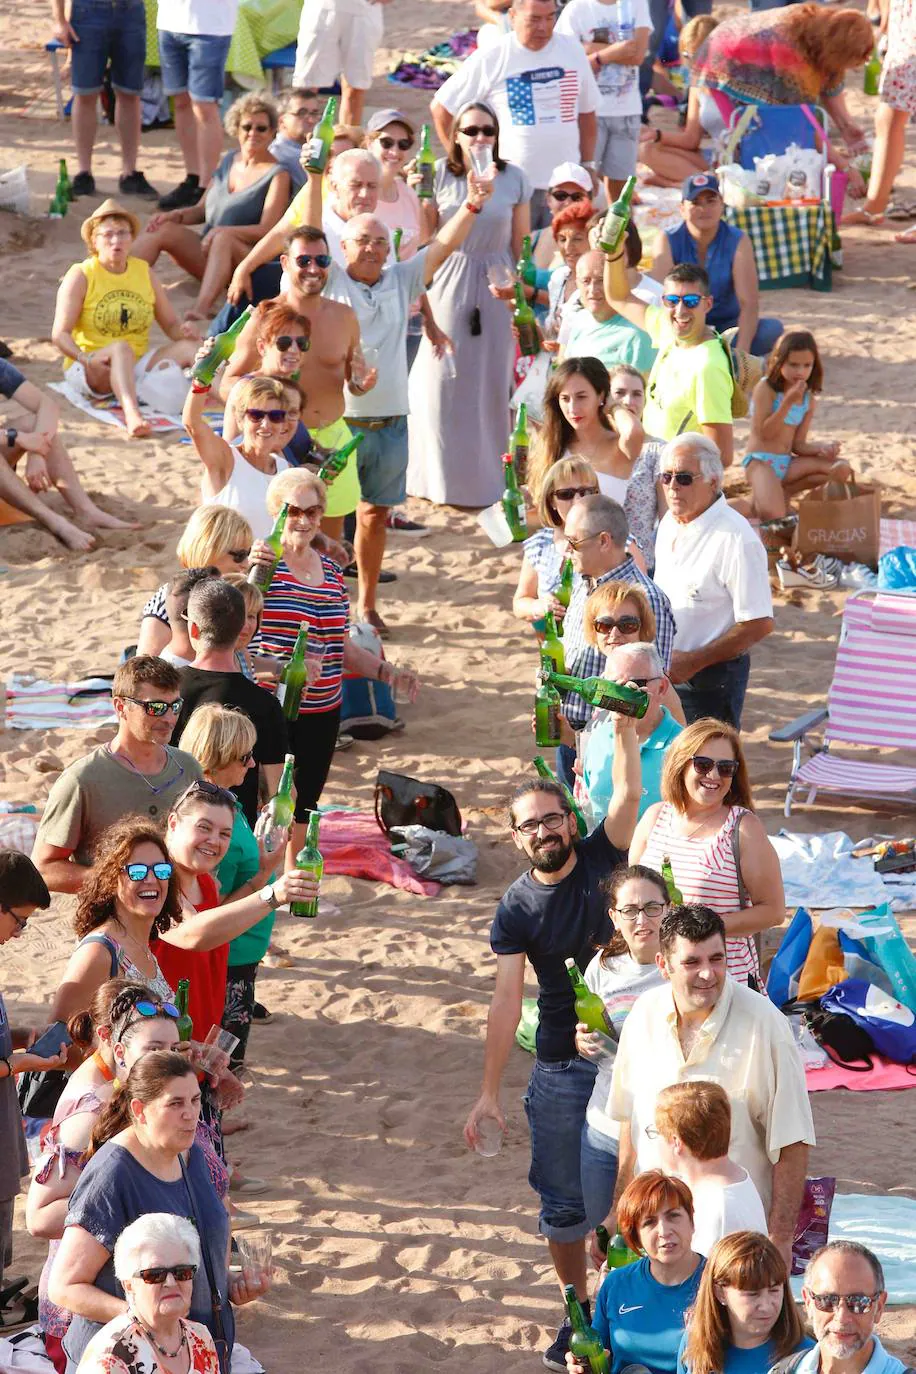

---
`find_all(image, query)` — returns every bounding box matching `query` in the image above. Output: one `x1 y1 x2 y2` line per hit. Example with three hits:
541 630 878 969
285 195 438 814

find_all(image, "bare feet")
184 306 209 323
125 416 153 439
893 224 916 244
45 513 97 552
842 206 885 227
81 507 141 531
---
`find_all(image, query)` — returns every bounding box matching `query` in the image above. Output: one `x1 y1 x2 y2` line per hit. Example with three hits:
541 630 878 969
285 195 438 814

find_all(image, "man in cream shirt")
605 904 815 1273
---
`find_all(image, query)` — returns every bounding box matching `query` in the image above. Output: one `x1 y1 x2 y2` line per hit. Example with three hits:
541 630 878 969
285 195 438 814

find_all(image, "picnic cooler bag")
794 480 881 565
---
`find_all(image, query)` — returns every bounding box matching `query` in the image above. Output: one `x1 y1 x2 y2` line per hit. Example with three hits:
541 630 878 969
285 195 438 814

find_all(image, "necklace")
114 921 155 973
133 1314 186 1360
107 743 182 797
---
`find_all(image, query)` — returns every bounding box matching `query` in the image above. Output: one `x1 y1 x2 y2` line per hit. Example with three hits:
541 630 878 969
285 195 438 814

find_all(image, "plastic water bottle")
611 0 635 95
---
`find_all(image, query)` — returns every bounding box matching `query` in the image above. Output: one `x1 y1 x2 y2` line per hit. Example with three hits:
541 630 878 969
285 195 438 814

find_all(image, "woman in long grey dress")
407 103 530 507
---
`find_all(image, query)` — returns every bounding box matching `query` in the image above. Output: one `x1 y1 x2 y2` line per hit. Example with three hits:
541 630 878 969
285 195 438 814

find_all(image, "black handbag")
783 997 875 1072
374 770 462 837
180 1155 231 1374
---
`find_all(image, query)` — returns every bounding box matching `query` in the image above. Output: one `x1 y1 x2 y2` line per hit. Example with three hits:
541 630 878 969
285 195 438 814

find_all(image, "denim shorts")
579 1121 619 1230
523 1055 596 1241
70 0 147 95
159 29 232 102
352 415 408 507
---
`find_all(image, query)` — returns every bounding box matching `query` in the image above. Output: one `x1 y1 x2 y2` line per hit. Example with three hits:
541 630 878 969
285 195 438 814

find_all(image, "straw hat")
721 326 764 419
80 198 140 249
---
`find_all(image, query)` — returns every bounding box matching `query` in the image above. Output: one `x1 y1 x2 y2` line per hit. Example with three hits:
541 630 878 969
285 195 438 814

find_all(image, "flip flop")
894 224 916 244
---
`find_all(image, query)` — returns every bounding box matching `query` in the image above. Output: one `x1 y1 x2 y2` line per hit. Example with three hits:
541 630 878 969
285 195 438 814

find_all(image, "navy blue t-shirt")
0 358 26 399
490 823 622 1062
595 1256 705 1374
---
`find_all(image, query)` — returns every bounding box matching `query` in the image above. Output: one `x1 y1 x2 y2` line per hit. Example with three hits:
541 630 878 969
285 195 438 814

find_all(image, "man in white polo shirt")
653 432 773 728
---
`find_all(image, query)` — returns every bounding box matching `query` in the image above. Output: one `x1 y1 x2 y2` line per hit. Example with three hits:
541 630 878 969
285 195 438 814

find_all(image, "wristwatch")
258 884 280 909
582 160 597 170
6 428 17 450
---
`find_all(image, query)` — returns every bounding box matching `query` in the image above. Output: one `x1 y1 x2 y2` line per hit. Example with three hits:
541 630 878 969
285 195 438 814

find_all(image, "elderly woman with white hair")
75 1213 219 1374
652 432 774 729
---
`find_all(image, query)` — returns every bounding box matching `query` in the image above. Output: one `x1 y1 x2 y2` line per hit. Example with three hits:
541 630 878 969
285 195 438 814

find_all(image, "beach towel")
320 808 440 896
805 1053 916 1092
789 1193 916 1304
4 674 116 730
50 379 184 434
772 830 916 911
388 30 477 90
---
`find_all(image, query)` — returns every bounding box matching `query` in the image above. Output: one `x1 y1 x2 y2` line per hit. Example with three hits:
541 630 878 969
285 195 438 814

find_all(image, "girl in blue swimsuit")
740 329 851 521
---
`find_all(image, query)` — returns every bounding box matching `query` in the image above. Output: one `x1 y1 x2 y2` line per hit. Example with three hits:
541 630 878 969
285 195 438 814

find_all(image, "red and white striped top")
641 803 759 984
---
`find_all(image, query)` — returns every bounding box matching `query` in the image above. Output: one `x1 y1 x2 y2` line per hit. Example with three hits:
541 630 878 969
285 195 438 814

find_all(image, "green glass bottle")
264 753 296 831
535 652 562 748
58 157 72 202
864 49 882 95
417 123 436 199
191 306 253 385
564 1285 611 1374
595 1223 611 1255
598 174 637 257
554 557 574 637
392 226 403 261
533 754 587 838
606 1231 640 1269
304 95 337 174
49 189 65 220
290 809 323 917
515 233 536 288
661 855 684 905
547 671 648 719
277 623 309 721
510 402 529 478
501 453 527 542
317 431 363 484
542 610 566 676
513 283 540 358
248 502 288 592
174 978 194 1043
565 959 611 1035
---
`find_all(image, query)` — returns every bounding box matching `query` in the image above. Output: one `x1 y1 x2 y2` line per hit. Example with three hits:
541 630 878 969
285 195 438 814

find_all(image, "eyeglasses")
644 1124 659 1139
459 124 497 138
293 253 332 270
549 189 587 202
660 471 696 487
377 134 414 151
174 779 237 811
227 548 251 564
565 532 600 552
807 1293 881 1315
1 906 28 933
288 502 324 520
122 862 174 882
594 615 641 635
615 901 667 921
661 293 703 309
246 408 288 424
287 107 318 119
691 755 740 779
238 749 255 766
273 335 309 353
553 485 598 502
135 1265 198 1285
122 696 183 718
513 810 569 837
240 122 271 134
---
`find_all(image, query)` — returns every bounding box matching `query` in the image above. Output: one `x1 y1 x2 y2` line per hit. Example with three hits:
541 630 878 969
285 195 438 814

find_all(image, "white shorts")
293 0 384 91
67 347 159 403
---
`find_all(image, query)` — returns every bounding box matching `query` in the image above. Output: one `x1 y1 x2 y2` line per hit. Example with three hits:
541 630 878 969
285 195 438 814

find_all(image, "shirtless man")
220 227 368 538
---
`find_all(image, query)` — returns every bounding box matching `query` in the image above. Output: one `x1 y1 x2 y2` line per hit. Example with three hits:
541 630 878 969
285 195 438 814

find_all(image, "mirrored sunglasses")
123 861 173 882
808 1293 880 1315
661 293 703 309
122 696 183 717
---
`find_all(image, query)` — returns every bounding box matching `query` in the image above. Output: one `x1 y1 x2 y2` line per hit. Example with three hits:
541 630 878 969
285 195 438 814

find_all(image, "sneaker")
342 562 398 584
157 175 203 211
386 507 429 536
335 730 355 751
118 170 159 200
543 1317 572 1371
71 171 96 198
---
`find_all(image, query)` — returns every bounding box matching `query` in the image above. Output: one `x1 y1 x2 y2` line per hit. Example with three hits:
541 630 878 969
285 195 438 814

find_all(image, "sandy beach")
1 1 915 1367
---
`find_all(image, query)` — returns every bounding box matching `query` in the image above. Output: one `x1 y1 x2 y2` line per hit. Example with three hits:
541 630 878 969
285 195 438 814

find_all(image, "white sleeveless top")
596 469 630 506
203 446 289 541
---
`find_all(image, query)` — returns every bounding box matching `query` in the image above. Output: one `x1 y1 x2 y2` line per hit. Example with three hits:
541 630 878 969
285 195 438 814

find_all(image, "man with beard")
463 713 641 1371
795 1244 909 1374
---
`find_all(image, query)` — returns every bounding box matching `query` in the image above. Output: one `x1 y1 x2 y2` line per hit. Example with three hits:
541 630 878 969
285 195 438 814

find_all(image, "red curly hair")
782 5 874 88
551 199 594 238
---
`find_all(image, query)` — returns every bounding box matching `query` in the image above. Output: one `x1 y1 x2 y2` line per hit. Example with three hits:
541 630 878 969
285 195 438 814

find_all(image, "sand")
1 2 915 1368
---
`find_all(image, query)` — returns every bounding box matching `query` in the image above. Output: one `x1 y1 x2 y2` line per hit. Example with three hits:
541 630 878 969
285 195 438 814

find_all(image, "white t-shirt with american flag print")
435 32 599 190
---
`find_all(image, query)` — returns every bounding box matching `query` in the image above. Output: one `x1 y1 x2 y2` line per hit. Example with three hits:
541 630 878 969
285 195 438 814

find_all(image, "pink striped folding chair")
769 589 916 816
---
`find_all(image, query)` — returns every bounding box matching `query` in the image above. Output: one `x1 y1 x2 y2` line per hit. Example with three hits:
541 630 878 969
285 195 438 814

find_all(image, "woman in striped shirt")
628 718 784 987
249 469 418 861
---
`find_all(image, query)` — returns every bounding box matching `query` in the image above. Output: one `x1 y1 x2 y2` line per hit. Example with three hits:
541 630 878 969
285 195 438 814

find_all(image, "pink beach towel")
320 809 440 896
806 1054 916 1093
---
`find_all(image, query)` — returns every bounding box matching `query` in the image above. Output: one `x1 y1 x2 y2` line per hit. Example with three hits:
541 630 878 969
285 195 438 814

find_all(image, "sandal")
894 224 916 244
841 207 885 227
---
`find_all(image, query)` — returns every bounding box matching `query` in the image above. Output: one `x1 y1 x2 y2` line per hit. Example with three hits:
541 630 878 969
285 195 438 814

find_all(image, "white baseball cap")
548 162 592 193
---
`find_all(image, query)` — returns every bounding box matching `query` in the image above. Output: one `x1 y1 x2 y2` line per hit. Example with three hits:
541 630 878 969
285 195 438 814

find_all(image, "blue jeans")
207 261 283 336
523 1056 597 1241
159 30 233 102
70 0 146 94
555 743 577 793
675 652 750 729
580 1122 619 1230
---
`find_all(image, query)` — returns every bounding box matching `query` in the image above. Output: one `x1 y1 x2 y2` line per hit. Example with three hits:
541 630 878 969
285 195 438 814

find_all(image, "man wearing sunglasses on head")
652 432 773 728
792 1243 912 1374
603 250 735 467
33 658 203 895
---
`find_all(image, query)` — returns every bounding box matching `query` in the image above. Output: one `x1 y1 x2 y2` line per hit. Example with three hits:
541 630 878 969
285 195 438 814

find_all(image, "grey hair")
803 1241 885 1294
608 640 664 678
330 148 382 184
661 432 724 488
570 492 629 548
113 1213 200 1282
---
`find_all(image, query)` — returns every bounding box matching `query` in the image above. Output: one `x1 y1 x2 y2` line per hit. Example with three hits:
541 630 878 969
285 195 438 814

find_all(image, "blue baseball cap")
681 171 721 202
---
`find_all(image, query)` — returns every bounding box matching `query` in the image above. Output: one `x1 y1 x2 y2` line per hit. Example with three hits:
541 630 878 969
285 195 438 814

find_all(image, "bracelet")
464 200 482 215
191 381 212 394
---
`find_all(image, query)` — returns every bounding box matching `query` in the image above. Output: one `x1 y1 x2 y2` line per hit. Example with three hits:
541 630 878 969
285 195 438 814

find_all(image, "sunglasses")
807 1293 881 1315
660 471 696 487
615 901 667 921
565 532 600 552
594 615 641 635
459 124 496 138
550 189 587 202
661 293 704 309
123 862 173 882
122 696 183 717
228 547 251 564
629 676 662 687
294 253 332 270
273 335 309 353
246 408 288 424
514 810 569 837
135 1265 198 1285
238 749 255 766
288 502 324 520
377 134 414 151
554 485 598 502
174 779 237 811
241 122 271 134
1 905 28 933
111 996 180 1041
691 755 740 779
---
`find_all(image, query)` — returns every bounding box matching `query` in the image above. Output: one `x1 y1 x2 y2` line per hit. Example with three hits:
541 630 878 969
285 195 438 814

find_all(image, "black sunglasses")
550 189 587 202
274 335 309 353
240 122 271 134
594 615 641 635
294 253 331 270
459 124 497 138
123 861 173 882
238 749 255 766
228 547 251 564
135 1265 198 1285
174 779 237 811
378 134 414 151
122 696 183 718
553 485 598 502
246 408 288 423
691 755 740 779
660 471 696 487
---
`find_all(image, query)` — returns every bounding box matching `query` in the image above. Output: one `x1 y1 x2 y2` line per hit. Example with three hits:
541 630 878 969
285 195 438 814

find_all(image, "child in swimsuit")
741 328 851 520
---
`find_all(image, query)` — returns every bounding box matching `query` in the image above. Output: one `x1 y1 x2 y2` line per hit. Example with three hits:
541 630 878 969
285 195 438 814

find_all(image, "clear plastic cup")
477 501 516 547
474 1114 504 1157
486 262 514 290
305 641 326 693
469 145 495 180
196 1026 240 1075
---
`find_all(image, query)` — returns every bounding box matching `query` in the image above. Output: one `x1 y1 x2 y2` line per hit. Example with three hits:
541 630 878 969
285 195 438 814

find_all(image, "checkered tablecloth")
144 0 302 86
725 203 835 292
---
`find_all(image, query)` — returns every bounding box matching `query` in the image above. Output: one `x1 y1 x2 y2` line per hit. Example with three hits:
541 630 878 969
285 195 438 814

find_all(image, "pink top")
374 179 423 258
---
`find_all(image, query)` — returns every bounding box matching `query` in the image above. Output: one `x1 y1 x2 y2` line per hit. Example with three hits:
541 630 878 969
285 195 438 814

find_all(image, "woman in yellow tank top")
51 200 201 439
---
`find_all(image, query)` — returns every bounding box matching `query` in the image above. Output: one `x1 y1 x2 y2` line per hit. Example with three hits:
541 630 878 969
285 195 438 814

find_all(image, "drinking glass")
235 1229 273 1282
486 262 514 290
196 1026 239 1075
305 641 326 692
469 145 495 180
